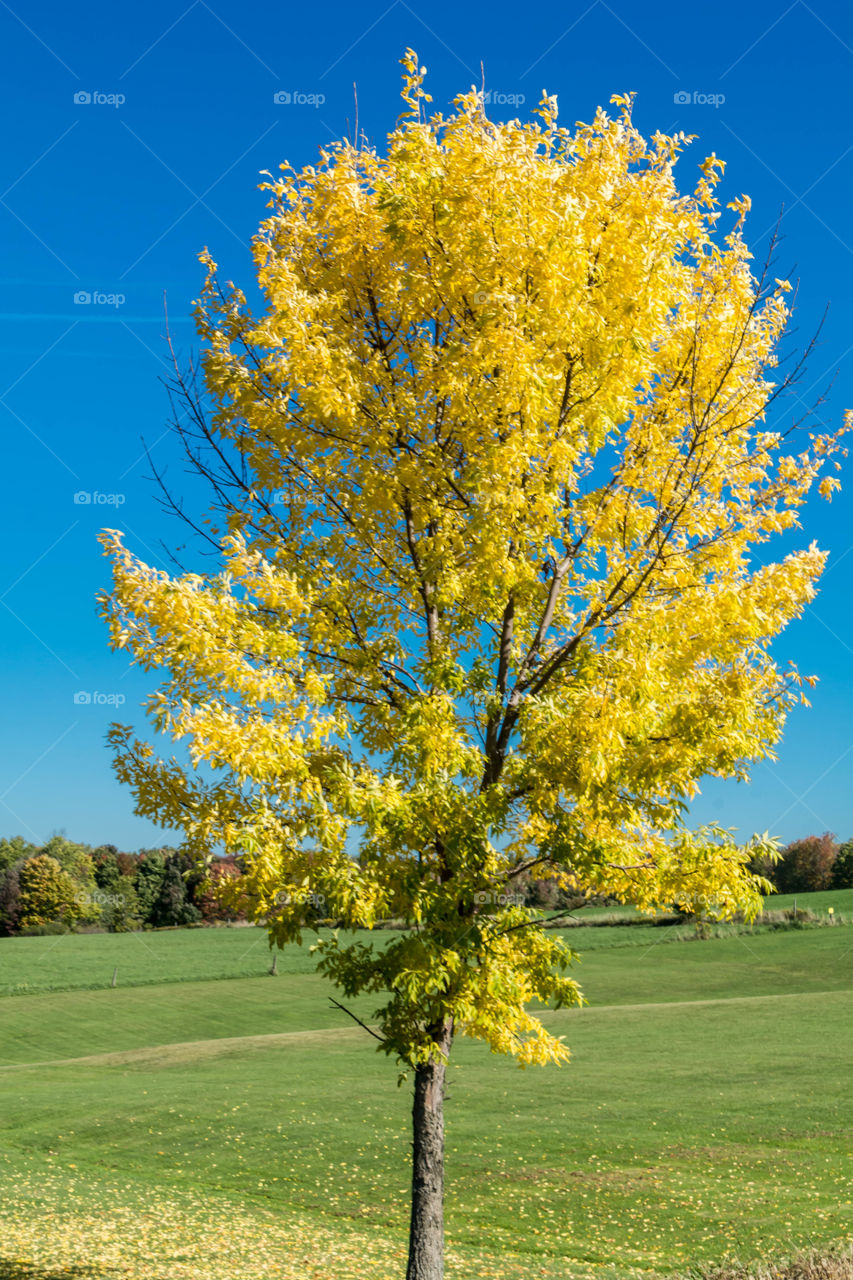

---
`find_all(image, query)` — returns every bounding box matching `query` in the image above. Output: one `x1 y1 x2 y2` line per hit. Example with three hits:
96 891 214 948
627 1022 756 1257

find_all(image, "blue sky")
1 0 851 852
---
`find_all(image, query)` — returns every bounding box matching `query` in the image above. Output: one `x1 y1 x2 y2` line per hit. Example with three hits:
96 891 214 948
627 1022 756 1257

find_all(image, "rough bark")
406 1023 453 1280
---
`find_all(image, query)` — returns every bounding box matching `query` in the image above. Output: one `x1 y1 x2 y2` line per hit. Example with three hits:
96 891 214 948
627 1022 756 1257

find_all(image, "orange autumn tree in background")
99 53 847 1280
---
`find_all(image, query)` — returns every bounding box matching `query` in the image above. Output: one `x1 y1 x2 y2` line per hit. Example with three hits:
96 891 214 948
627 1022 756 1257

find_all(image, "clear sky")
1 0 851 852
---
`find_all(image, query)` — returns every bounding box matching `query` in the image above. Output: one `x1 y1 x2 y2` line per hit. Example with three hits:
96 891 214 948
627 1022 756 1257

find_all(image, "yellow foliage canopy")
100 54 848 1068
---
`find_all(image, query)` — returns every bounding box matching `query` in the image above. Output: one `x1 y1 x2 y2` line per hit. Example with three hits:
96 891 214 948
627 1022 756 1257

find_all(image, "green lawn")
1 920 851 1279
3 884 850 1000
0 923 302 996
764 885 853 914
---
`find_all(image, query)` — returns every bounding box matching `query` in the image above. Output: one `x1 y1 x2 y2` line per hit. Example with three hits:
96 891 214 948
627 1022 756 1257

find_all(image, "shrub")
689 1241 853 1280
18 920 71 936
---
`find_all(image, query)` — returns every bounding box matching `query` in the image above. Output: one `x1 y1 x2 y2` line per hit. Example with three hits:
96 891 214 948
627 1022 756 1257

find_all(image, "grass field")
2 886 849 1000
1 890 851 1279
764 886 853 914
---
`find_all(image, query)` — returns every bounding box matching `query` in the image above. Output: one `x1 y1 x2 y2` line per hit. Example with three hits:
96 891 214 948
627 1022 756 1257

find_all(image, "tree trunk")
406 1022 453 1280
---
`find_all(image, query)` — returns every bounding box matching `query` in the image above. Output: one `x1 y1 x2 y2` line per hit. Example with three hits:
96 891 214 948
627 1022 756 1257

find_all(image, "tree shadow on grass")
0 1262 111 1279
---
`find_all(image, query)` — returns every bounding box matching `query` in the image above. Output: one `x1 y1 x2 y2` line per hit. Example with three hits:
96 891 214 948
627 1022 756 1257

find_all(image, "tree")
197 857 245 922
0 861 23 936
833 839 853 889
17 855 85 930
774 832 838 894
0 835 36 876
0 837 35 937
98 876 142 932
134 849 168 923
98 56 848 1280
115 851 139 879
38 835 100 923
93 845 123 892
93 845 139 893
148 851 202 927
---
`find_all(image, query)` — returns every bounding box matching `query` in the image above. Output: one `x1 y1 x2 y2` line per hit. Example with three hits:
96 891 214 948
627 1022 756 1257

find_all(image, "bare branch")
329 997 387 1044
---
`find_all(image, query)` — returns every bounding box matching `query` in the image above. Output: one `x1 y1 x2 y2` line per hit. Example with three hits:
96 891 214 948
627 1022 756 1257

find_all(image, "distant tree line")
476 834 853 907
514 833 853 907
749 833 853 895
0 835 246 937
1 830 850 938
